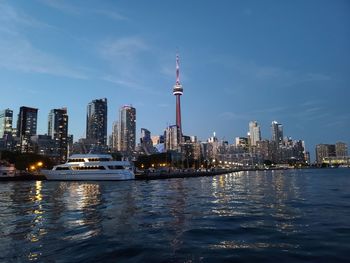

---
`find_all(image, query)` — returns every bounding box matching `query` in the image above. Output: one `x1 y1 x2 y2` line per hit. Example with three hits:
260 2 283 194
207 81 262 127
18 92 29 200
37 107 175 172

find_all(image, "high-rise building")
118 105 136 153
17 106 38 153
316 144 336 164
86 98 107 146
151 135 164 146
140 128 154 155
173 54 183 145
235 137 248 148
271 121 283 145
140 128 151 145
335 142 348 157
165 125 179 151
48 108 69 163
0 109 13 138
249 121 261 146
111 121 119 151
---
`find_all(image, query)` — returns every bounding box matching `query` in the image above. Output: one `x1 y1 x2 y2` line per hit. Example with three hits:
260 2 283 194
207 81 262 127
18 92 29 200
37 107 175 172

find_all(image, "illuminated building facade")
48 108 69 163
118 105 136 153
86 98 107 146
17 106 38 153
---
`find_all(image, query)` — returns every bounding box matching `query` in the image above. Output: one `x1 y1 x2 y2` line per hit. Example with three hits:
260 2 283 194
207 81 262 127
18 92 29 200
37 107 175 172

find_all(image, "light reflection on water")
0 169 350 262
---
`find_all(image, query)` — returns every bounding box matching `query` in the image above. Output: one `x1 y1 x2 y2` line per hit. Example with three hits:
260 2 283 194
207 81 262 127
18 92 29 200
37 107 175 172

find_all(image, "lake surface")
1 168 350 262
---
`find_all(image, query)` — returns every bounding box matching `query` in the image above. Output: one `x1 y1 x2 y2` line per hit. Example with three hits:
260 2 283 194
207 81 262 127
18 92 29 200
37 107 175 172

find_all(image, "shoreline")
0 167 311 181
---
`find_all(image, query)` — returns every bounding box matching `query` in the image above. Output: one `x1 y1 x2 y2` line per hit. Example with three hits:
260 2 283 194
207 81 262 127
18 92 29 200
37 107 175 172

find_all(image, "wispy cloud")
0 1 52 31
102 75 146 91
37 0 80 14
100 36 148 60
0 1 87 79
209 54 331 89
93 10 127 21
102 75 160 95
0 37 87 79
97 36 165 95
38 0 128 21
252 106 289 114
300 100 324 107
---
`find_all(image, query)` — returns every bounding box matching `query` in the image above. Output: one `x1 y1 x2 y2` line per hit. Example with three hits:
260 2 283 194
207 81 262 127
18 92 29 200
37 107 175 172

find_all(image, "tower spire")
176 53 180 85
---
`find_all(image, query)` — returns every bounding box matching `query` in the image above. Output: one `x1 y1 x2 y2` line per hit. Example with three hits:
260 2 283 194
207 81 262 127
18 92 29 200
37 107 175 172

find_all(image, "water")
1 169 349 262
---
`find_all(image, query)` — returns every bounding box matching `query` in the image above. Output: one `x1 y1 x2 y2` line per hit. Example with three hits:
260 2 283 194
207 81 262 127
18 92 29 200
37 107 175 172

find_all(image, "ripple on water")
0 170 349 262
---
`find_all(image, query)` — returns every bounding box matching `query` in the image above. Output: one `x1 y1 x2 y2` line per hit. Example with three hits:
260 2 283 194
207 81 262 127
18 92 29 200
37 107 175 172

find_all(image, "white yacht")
42 154 135 181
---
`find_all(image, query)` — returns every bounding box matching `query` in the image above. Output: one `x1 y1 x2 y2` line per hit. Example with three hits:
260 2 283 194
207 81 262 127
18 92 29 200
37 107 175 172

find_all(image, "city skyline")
0 1 349 160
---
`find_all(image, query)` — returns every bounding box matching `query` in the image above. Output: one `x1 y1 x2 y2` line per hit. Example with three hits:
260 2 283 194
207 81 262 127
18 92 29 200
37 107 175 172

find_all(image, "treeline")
0 151 55 170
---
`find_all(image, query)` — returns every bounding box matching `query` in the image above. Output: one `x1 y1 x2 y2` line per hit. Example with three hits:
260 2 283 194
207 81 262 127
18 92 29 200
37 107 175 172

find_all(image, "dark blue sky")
0 0 349 160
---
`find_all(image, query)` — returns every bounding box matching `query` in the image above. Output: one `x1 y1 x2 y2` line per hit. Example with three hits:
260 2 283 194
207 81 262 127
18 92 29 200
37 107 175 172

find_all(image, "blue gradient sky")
0 0 349 160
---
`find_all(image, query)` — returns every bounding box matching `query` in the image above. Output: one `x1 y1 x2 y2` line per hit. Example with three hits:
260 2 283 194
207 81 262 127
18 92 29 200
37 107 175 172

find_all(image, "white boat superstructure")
42 154 135 181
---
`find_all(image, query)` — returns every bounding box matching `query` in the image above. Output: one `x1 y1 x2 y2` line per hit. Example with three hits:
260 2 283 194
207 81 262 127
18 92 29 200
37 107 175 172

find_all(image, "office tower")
335 142 348 157
140 128 154 155
271 121 283 145
316 144 336 164
118 105 136 153
48 108 69 162
165 125 179 151
111 121 119 151
0 109 13 138
140 128 151 145
249 121 261 146
86 98 107 146
173 54 183 144
17 106 38 153
235 137 248 147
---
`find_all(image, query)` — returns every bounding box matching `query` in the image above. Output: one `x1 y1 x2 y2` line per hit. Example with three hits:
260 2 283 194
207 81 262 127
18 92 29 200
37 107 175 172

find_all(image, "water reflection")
1 169 349 262
60 183 103 240
208 170 306 250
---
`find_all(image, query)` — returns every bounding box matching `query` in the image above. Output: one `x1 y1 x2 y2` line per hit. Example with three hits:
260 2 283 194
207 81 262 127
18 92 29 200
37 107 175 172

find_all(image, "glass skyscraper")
86 98 107 146
118 105 136 153
48 108 69 162
248 121 261 146
17 106 38 153
271 121 283 145
0 109 13 138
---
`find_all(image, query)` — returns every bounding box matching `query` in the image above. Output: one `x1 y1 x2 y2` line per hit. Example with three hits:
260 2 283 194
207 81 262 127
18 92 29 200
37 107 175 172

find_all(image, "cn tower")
173 54 183 143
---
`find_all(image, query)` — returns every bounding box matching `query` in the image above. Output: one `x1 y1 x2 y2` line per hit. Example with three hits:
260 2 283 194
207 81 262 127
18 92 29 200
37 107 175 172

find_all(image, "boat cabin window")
87 158 111 162
72 166 106 170
55 167 70 170
68 158 85 163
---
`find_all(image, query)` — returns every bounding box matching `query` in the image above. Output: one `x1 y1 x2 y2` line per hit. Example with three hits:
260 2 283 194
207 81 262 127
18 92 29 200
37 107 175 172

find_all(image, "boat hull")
42 170 135 181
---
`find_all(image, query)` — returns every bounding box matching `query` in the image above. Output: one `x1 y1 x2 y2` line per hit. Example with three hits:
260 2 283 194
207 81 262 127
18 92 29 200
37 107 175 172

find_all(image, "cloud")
304 73 331 81
102 75 159 95
99 36 149 60
37 0 80 14
98 36 166 95
253 106 288 114
0 2 87 79
0 37 87 79
209 54 332 89
0 1 52 31
93 10 127 21
38 0 128 21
